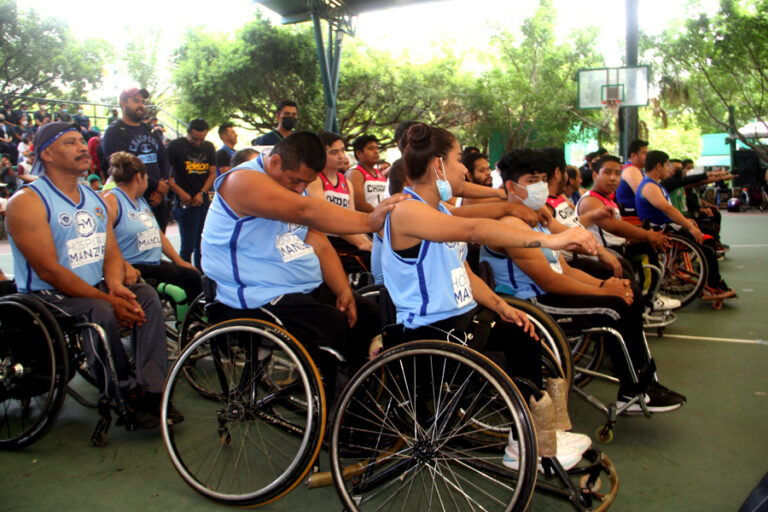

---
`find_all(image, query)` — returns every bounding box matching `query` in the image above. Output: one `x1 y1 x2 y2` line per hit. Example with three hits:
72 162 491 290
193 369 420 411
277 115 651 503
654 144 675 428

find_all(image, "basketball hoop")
601 98 621 114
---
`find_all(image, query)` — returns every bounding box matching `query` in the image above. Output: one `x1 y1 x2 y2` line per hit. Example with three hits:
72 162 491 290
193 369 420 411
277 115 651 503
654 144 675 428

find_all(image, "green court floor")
1 212 767 511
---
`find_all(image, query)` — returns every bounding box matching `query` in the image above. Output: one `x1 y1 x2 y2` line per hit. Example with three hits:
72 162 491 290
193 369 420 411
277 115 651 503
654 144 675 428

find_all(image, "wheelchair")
161 286 618 511
0 291 141 449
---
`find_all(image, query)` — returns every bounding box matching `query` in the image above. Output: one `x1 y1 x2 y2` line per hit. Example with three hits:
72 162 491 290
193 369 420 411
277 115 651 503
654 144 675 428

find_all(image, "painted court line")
648 333 768 345
729 244 768 248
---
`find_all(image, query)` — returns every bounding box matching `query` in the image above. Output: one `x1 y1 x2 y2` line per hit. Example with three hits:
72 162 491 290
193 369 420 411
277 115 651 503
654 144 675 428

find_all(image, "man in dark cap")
101 87 171 231
6 121 176 428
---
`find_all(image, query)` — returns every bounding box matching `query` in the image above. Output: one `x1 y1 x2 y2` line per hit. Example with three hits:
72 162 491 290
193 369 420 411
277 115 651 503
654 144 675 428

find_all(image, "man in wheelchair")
200 131 404 380
5 122 176 429
479 148 686 413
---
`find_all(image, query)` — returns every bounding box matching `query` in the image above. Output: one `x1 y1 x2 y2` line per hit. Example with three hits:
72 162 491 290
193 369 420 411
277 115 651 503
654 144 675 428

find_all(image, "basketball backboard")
577 66 649 109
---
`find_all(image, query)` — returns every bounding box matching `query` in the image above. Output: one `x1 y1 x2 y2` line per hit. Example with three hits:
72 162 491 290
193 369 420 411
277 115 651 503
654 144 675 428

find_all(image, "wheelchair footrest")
91 399 112 447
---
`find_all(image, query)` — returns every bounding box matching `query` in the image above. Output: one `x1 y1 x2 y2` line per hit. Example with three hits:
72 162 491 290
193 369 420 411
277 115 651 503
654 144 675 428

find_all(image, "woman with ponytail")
381 123 597 470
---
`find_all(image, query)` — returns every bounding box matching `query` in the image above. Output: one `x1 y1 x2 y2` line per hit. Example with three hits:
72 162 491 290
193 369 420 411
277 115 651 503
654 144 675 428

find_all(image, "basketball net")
601 99 621 115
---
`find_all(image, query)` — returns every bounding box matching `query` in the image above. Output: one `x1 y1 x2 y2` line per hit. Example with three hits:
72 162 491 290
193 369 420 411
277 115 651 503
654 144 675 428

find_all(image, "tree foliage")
172 14 325 132
642 0 768 161
0 0 107 102
462 0 604 150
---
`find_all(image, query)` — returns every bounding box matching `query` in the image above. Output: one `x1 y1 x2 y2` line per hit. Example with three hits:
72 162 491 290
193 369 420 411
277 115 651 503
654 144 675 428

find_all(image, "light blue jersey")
371 233 384 285
200 157 322 309
109 187 162 265
479 223 561 299
10 176 108 292
381 188 476 328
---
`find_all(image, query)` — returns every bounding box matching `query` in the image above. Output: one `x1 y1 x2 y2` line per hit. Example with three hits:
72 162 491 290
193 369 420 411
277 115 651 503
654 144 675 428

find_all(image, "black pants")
208 283 381 373
330 237 371 273
133 261 203 303
530 293 650 390
151 200 171 233
400 307 543 390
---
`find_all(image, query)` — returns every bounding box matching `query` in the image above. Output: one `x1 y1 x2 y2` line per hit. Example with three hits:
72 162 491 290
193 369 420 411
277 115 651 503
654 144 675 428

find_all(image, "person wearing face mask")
73 107 90 130
480 148 687 414
251 100 298 147
381 124 600 471
55 104 72 122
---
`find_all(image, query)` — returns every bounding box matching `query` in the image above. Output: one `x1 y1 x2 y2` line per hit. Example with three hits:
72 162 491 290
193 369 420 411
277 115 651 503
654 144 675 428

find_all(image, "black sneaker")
617 389 684 413
146 393 185 424
166 403 185 424
124 391 161 429
647 381 687 404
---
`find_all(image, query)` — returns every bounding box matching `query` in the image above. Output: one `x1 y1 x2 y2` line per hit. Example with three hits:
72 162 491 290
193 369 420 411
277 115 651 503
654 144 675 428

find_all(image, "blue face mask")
434 158 453 201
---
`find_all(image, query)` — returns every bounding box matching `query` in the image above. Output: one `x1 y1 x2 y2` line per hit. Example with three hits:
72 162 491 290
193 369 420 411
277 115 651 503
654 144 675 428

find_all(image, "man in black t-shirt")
101 87 171 230
168 118 216 269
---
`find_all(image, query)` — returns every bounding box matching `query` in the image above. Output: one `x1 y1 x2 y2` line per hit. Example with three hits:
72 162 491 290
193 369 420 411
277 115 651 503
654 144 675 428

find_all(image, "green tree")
172 14 325 133
643 0 768 161
0 0 108 102
462 0 604 151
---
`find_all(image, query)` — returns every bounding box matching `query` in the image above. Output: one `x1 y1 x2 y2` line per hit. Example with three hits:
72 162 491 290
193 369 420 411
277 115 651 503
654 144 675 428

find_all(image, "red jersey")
355 165 387 208
319 172 351 209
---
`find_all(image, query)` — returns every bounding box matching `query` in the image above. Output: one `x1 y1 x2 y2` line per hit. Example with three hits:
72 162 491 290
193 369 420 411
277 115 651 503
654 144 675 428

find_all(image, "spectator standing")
101 87 171 231
215 123 237 175
251 100 297 146
167 118 216 269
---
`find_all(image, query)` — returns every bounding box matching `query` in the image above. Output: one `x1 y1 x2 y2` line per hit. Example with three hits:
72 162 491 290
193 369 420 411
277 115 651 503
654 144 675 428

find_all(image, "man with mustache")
101 88 171 231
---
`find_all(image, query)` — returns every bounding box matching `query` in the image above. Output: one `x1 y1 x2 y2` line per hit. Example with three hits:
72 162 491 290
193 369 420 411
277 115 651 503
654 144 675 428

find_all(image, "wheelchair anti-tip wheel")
161 319 326 506
329 340 538 512
0 294 69 450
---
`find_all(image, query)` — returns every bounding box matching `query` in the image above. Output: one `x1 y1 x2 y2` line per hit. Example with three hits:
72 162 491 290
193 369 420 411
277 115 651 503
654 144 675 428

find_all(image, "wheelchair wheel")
569 332 606 388
161 319 326 506
658 232 709 307
0 295 69 450
501 297 573 390
329 340 538 512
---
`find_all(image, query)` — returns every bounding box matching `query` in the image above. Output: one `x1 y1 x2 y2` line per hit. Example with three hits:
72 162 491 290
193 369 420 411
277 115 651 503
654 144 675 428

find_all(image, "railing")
8 96 188 140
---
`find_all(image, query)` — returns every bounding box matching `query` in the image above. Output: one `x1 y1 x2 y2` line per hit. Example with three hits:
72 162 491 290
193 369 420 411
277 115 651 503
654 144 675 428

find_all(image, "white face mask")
516 181 549 210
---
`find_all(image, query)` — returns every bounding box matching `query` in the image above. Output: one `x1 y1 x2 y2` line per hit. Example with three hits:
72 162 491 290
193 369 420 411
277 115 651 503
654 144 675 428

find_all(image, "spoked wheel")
161 319 325 506
0 295 69 450
330 341 538 512
570 332 605 389
658 233 709 307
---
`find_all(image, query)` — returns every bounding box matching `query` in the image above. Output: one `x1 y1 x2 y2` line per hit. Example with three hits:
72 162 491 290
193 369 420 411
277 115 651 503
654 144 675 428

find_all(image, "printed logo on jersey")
137 228 162 252
127 211 138 221
184 156 211 174
58 212 72 228
139 212 154 229
94 206 105 220
75 210 97 237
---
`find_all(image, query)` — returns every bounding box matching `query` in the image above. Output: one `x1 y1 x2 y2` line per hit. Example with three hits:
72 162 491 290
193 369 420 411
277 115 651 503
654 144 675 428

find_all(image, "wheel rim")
161 321 324 505
330 342 537 512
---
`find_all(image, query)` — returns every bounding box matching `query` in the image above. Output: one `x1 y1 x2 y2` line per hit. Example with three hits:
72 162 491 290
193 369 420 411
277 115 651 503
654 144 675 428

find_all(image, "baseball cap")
30 121 82 176
119 87 150 103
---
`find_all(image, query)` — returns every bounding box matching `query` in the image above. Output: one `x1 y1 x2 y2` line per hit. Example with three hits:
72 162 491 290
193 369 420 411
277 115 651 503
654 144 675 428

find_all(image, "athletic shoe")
652 294 682 311
617 389 684 413
647 381 687 404
556 430 592 454
503 438 582 473
124 390 161 429
146 392 185 424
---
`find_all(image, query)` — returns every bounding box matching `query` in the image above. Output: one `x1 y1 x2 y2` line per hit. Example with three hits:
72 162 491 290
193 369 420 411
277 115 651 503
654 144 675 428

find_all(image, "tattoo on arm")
524 241 542 248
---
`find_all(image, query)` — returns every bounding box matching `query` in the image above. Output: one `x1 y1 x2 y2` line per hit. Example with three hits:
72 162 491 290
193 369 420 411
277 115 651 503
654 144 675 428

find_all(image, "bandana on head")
31 122 82 176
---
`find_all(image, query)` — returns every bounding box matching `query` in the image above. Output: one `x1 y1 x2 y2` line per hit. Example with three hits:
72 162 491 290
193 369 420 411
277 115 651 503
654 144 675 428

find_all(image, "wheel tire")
0 295 69 450
658 233 709 307
161 318 326 506
330 340 538 512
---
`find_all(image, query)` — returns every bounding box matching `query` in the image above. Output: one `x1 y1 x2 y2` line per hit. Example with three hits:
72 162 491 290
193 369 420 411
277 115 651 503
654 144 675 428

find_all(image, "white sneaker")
652 294 681 311
503 438 582 473
556 430 592 454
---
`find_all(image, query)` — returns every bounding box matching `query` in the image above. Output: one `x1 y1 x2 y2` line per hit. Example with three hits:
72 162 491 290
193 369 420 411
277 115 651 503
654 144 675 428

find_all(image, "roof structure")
254 0 443 132
259 0 442 30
